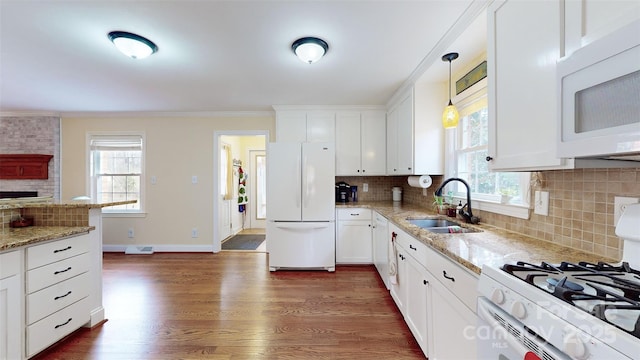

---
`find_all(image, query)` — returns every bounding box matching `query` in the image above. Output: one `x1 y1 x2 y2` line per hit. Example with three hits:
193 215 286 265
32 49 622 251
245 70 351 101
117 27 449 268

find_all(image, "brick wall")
0 116 60 199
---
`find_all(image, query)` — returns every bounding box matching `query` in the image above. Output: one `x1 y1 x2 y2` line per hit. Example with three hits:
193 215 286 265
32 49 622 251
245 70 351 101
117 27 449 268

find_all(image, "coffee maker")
335 181 351 203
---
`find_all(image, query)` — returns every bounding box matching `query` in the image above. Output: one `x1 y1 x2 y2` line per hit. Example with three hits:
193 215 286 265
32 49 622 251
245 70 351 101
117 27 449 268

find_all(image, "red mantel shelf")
0 154 53 179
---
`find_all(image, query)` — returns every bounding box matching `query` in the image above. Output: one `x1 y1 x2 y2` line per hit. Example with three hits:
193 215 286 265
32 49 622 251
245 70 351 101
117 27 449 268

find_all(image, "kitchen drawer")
27 272 90 325
394 228 427 264
0 250 21 279
27 296 90 358
337 208 372 220
27 233 90 270
425 248 478 312
27 252 90 293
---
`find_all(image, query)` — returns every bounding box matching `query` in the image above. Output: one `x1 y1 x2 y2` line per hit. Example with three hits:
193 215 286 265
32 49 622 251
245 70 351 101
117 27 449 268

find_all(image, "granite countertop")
0 198 137 210
337 201 615 275
0 226 94 251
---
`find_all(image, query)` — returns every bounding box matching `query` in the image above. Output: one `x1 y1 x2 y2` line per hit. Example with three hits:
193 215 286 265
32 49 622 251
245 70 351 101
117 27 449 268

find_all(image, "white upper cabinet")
275 110 335 142
336 110 386 176
387 86 444 175
565 0 640 56
487 0 573 171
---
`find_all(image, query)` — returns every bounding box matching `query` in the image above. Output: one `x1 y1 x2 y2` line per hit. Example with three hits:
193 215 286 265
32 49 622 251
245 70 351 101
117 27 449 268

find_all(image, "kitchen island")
0 199 135 359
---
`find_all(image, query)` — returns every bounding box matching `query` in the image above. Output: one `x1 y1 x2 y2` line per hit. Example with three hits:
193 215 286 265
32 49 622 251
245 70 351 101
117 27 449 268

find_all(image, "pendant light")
108 31 158 59
441 52 460 129
292 37 329 64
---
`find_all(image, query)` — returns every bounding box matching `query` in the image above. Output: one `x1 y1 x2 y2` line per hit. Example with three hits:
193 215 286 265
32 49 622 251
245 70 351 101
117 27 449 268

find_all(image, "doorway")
213 131 268 253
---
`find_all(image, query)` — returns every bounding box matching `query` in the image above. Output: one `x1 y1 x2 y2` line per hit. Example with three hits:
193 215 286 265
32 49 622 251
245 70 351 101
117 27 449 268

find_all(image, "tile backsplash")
338 168 640 260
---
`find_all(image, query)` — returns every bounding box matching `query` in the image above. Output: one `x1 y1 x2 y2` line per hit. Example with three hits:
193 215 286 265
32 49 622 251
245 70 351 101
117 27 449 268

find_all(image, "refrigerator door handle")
296 150 302 209
272 222 332 230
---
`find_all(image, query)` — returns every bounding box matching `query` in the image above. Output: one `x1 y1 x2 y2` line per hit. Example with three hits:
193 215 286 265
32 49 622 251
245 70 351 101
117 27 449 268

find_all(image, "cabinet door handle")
485 156 493 162
442 270 455 282
54 246 72 253
54 267 72 275
391 232 397 242
409 244 417 251
54 291 72 300
55 318 73 329
423 280 428 285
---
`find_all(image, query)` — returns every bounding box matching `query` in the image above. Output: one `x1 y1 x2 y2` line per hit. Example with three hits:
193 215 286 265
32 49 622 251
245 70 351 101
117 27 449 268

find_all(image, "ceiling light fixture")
441 52 460 129
108 31 158 59
292 37 329 64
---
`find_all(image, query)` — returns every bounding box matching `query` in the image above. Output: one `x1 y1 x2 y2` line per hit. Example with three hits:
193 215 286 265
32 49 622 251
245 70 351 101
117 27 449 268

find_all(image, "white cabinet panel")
429 278 477 360
387 86 443 175
487 0 572 171
335 112 362 175
372 212 390 289
336 110 386 176
275 110 335 143
336 208 372 264
0 250 22 360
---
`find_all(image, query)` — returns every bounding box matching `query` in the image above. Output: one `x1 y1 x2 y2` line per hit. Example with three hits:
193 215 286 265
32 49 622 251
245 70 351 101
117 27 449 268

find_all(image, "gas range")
478 262 639 359
502 261 640 340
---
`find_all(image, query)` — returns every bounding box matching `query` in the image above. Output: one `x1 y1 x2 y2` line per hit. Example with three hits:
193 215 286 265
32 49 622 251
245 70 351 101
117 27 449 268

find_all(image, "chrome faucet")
434 177 479 224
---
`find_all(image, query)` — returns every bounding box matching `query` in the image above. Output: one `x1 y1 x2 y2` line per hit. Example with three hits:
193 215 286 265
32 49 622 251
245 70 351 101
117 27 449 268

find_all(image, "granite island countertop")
337 201 616 274
0 198 137 210
0 226 94 251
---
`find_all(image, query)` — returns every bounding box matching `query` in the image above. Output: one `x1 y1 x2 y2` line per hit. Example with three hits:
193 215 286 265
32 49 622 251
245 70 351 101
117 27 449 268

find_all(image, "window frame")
444 79 531 219
87 132 146 216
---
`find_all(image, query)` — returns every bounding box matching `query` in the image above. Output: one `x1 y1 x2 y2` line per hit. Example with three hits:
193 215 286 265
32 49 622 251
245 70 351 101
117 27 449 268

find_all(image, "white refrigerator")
266 142 336 272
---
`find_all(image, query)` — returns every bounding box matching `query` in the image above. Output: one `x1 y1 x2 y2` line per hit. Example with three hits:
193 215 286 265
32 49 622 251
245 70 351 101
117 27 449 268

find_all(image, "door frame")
247 148 267 229
213 130 269 253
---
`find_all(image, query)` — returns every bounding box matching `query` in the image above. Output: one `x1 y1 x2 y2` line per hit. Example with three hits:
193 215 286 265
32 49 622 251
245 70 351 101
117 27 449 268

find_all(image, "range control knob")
490 288 505 304
510 301 527 319
564 333 588 360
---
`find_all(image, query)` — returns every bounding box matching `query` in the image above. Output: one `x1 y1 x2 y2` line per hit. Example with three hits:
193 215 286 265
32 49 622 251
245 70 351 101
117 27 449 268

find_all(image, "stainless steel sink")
406 218 482 234
407 218 460 228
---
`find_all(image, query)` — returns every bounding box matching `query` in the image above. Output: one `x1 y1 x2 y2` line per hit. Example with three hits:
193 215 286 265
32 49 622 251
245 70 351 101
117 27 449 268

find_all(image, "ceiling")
0 0 487 114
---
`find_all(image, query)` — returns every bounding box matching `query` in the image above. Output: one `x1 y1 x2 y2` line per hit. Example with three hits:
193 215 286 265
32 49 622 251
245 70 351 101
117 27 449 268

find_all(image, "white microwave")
557 19 640 161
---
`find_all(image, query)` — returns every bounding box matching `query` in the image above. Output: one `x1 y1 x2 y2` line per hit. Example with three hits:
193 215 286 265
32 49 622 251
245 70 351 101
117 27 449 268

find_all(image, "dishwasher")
372 212 390 289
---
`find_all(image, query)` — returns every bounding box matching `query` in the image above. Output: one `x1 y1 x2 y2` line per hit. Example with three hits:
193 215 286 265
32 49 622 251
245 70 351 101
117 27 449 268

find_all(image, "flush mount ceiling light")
108 31 158 59
291 37 329 64
441 52 460 129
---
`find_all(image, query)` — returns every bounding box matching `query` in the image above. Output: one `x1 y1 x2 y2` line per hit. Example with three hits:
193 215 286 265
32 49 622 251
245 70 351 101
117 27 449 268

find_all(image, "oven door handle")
477 297 532 357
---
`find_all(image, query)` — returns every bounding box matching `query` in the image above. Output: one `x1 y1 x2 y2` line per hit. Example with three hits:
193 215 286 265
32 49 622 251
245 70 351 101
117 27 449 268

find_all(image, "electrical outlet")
614 196 639 224
151 176 157 185
534 191 549 216
128 228 134 238
191 228 198 238
363 183 368 192
191 175 198 184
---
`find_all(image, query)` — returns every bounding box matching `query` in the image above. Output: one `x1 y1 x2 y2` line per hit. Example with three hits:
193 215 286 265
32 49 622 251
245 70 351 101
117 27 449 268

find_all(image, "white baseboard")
103 244 215 253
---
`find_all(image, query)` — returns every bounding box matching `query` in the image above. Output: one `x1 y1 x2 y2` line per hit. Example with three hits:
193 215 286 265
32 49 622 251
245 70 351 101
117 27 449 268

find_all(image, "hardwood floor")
33 252 424 359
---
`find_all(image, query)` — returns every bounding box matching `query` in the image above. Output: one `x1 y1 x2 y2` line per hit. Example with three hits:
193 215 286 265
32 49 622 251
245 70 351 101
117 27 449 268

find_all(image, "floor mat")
221 234 266 250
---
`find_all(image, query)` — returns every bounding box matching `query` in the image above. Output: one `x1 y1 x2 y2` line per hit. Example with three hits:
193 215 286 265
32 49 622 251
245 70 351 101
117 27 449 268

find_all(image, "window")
89 134 144 212
446 85 530 209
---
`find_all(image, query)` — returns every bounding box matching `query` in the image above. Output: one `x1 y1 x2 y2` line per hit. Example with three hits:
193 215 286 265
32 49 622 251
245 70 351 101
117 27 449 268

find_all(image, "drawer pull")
54 246 72 253
442 270 455 282
350 213 360 216
54 267 72 275
409 244 417 251
54 318 72 329
423 280 428 285
54 291 72 300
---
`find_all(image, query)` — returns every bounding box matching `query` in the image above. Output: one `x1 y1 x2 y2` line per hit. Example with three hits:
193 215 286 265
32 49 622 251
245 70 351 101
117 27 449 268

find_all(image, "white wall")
61 115 274 250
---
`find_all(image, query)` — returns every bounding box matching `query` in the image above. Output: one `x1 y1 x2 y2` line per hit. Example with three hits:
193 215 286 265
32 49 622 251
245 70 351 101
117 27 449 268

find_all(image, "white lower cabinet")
0 250 22 360
388 222 478 359
429 278 477 359
389 223 430 356
25 234 91 358
336 208 372 264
